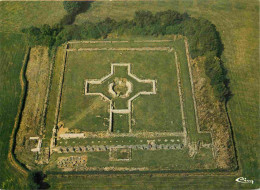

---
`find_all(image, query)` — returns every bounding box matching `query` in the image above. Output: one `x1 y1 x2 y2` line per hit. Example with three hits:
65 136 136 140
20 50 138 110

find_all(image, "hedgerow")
22 6 229 101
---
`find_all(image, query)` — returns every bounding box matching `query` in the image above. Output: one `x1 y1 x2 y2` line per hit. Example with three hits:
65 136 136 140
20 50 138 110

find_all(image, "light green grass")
46 174 245 190
43 47 66 147
0 1 66 33
47 148 215 171
173 39 211 143
0 32 28 189
60 45 183 133
60 50 110 131
0 2 66 188
112 114 129 133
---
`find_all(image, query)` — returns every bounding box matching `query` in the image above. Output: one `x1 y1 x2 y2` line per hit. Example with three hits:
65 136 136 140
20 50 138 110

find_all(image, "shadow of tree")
60 2 93 26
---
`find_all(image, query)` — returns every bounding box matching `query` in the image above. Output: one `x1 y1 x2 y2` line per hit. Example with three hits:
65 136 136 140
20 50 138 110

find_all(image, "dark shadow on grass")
29 171 50 189
60 2 93 26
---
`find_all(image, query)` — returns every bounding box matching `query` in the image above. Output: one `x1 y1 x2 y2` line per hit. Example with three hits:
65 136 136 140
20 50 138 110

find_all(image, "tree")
134 10 155 27
63 1 83 14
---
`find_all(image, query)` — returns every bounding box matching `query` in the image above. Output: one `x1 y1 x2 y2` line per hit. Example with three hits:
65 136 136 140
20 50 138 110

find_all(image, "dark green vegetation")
22 2 228 102
63 1 85 14
0 0 258 189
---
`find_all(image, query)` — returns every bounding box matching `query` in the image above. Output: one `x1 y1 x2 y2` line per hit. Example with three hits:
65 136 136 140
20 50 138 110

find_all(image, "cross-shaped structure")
85 63 156 133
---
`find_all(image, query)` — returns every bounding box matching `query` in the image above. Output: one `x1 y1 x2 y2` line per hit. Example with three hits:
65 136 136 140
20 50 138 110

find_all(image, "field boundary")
67 47 174 52
41 39 238 175
174 52 188 146
46 168 239 176
7 36 240 185
68 40 174 44
53 39 205 147
50 44 68 151
8 48 31 177
184 39 215 156
40 48 57 136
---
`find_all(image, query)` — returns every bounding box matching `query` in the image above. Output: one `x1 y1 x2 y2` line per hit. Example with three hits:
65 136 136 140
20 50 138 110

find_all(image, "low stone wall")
53 143 183 153
60 133 85 139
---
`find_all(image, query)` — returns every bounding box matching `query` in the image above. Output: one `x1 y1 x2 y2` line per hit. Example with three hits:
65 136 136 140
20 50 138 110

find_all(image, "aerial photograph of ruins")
0 0 259 189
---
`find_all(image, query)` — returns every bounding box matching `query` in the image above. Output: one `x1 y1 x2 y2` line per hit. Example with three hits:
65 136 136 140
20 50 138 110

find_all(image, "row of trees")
22 8 229 102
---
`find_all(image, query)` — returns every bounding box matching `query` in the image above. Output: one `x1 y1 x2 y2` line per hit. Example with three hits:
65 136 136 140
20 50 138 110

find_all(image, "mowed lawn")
60 44 184 133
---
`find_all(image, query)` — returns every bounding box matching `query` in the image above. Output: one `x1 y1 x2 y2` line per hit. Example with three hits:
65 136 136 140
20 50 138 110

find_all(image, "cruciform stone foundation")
85 63 156 133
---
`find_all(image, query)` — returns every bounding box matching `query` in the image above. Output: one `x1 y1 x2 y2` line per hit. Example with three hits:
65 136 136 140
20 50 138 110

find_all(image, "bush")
22 9 229 101
134 10 156 27
204 52 229 101
60 13 76 25
155 10 185 26
63 1 83 14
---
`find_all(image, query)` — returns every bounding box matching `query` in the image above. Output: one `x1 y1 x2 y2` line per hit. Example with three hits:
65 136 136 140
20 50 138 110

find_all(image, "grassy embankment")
0 2 66 189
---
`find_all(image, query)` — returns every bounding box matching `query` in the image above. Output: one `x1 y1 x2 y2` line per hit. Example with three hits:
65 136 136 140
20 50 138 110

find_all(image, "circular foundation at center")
108 78 133 98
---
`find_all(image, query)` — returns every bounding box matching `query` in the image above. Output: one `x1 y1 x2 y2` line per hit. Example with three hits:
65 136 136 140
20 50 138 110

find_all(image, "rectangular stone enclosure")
48 39 217 172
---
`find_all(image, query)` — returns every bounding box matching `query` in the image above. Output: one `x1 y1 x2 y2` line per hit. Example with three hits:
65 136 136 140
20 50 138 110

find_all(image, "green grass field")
0 2 65 188
0 32 28 189
60 42 184 133
0 1 66 33
0 0 259 189
42 39 215 173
